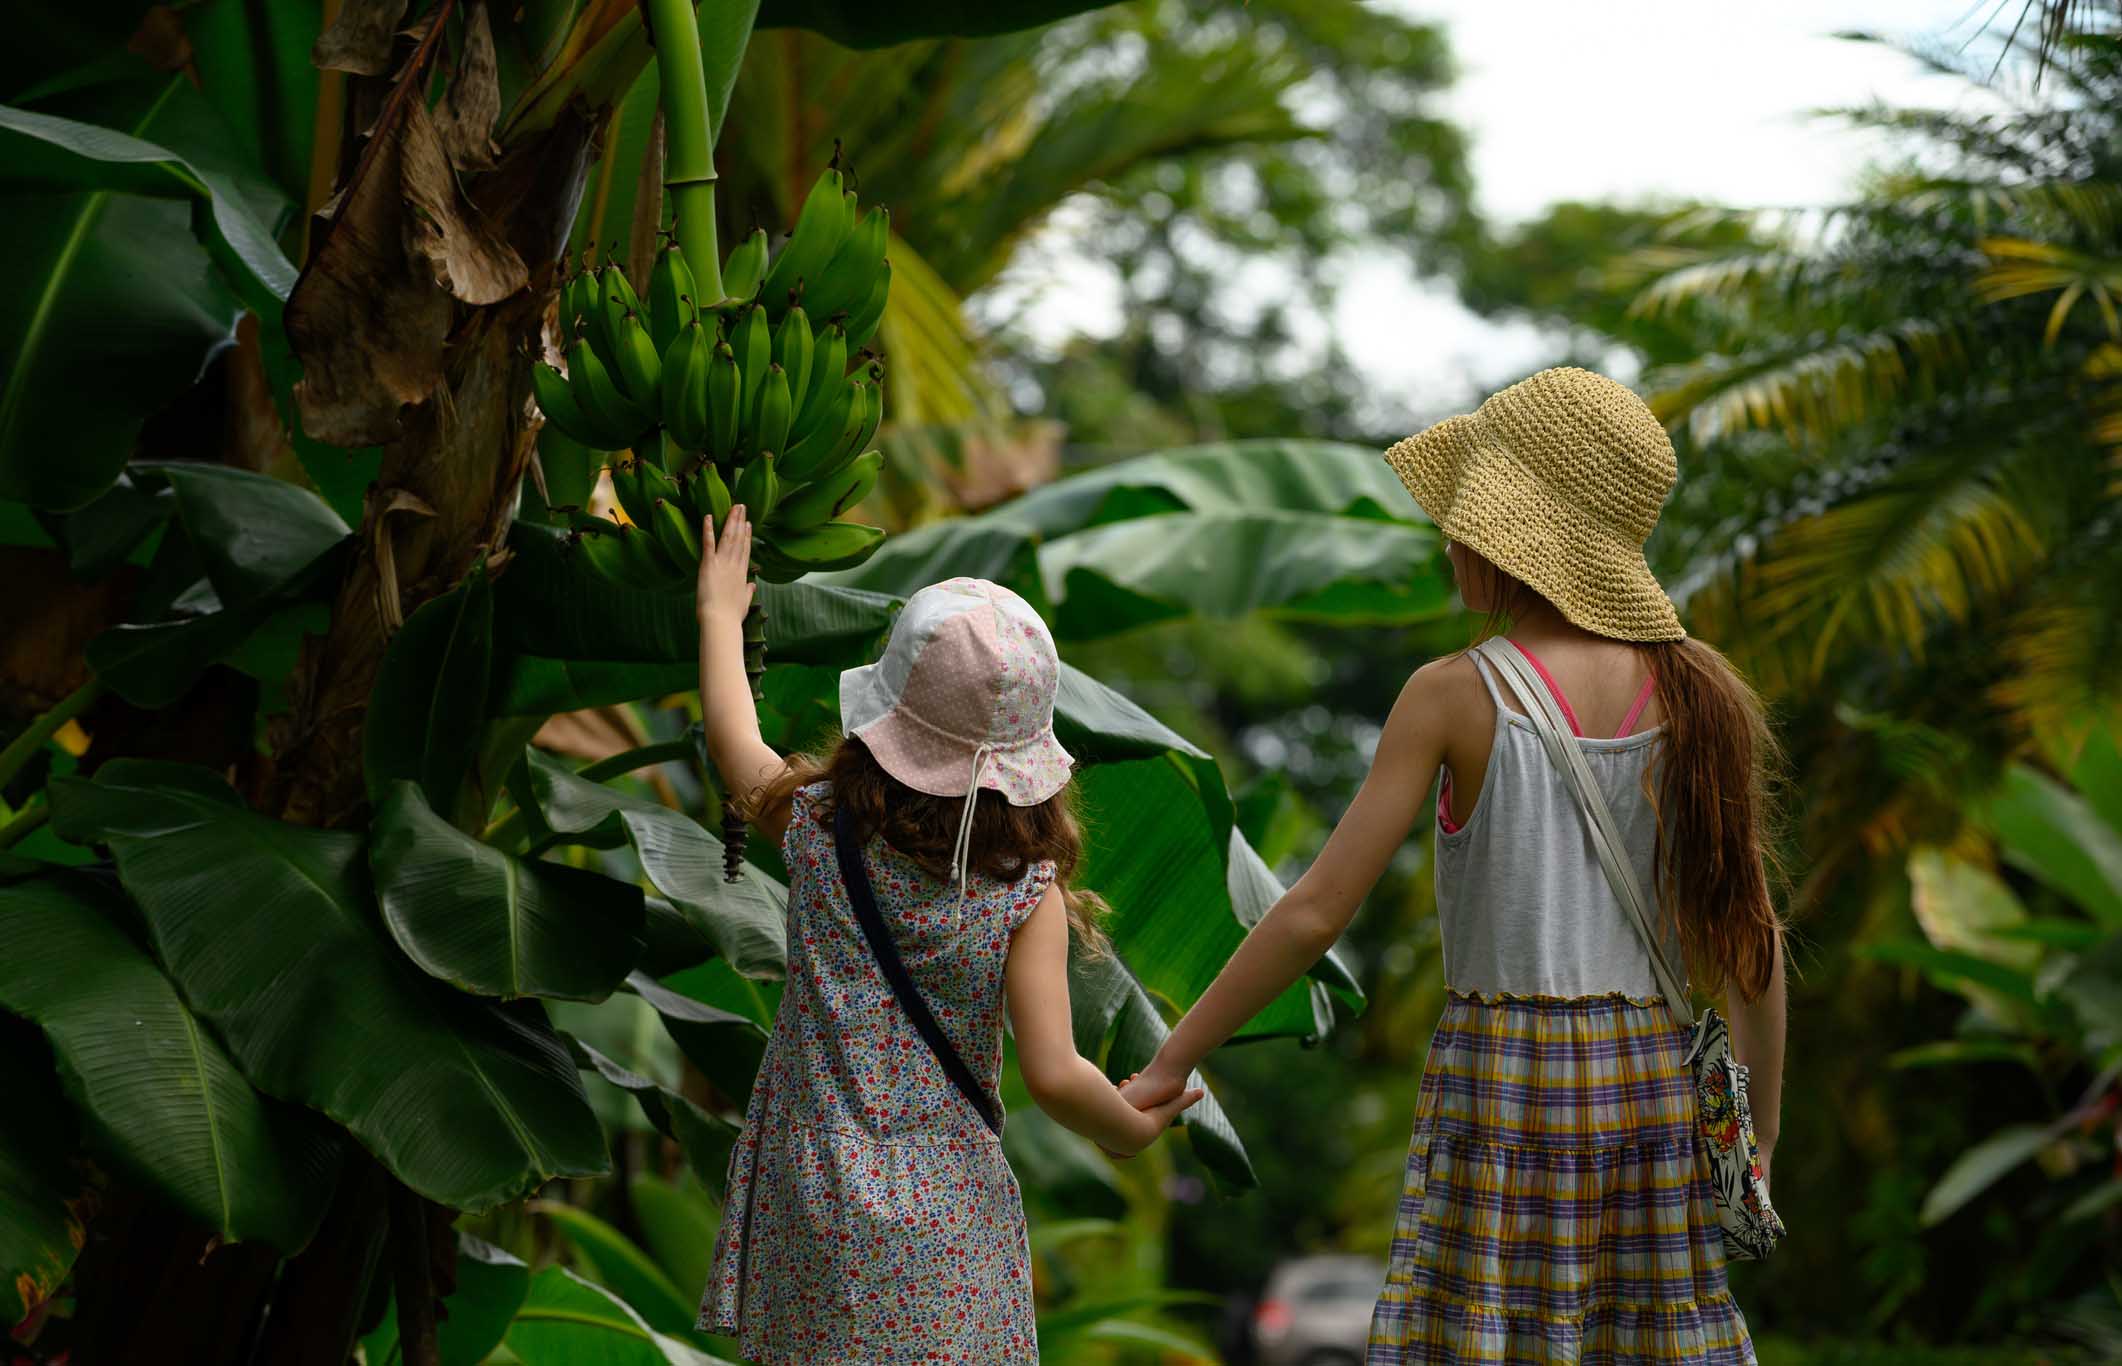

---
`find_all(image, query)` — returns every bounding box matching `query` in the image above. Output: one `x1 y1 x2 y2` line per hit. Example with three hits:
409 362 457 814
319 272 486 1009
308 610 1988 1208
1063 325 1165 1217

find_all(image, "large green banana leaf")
372 781 646 1001
359 1233 531 1366
49 760 610 1211
84 463 351 708
366 569 494 818
567 1037 737 1196
0 1028 90 1325
515 748 788 979
532 1198 700 1337
0 99 295 319
625 971 770 1107
821 440 1449 640
181 0 321 209
0 871 340 1251
1980 758 2122 928
505 1266 737 1366
1077 758 1325 1042
0 74 288 510
627 1175 722 1316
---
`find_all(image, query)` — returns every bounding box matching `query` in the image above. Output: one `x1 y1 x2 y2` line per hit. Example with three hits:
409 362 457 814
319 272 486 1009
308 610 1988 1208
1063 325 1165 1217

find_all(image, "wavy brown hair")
738 737 1110 952
1479 577 1786 1002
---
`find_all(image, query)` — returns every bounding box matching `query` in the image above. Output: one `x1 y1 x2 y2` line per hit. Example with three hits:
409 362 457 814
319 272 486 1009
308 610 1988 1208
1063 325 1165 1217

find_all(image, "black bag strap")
832 801 1003 1136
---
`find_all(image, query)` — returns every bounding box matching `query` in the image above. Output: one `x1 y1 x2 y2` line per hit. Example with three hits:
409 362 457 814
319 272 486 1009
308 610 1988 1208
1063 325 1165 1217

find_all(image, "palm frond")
1977 236 2122 342
1645 320 1967 448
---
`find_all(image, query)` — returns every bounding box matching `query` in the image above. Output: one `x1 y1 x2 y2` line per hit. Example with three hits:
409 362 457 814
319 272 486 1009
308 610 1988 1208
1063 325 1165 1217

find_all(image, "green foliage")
505 1265 733 1366
512 747 787 980
48 761 610 1211
825 439 1450 641
359 1233 530 1366
0 1034 88 1326
0 75 289 510
372 781 647 1001
367 571 496 820
0 871 340 1251
1885 725 2122 1282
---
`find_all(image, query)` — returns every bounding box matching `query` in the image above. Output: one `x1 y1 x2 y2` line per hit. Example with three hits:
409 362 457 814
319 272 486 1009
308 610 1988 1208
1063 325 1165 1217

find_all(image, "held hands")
696 506 756 628
1101 1077 1205 1159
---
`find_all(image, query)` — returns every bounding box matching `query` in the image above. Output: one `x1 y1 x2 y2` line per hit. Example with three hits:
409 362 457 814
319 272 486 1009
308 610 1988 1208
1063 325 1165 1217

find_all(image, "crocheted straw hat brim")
1384 373 1686 643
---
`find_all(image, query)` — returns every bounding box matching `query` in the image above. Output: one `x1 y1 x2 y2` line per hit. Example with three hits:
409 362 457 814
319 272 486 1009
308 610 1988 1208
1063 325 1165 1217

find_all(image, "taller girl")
1129 368 1786 1364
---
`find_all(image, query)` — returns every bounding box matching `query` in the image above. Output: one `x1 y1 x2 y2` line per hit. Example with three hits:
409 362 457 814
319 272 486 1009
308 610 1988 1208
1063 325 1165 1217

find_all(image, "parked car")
1251 1254 1385 1366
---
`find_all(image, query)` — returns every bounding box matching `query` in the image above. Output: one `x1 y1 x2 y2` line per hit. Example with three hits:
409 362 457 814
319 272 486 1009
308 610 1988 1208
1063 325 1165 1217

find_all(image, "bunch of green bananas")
533 163 894 589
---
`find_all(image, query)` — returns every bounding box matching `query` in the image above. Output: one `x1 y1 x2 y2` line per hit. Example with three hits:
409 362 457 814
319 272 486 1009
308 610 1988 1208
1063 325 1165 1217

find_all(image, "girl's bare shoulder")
1392 650 1494 737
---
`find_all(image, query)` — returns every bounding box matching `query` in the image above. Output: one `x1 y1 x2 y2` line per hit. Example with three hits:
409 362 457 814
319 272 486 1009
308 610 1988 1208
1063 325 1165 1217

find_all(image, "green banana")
759 168 851 308
608 458 654 527
794 321 847 437
777 372 863 484
773 449 882 529
646 243 694 355
772 305 814 413
755 363 792 459
807 206 888 321
707 341 741 460
735 451 781 524
660 320 713 452
612 310 662 407
567 338 651 445
697 460 734 530
732 304 771 446
637 458 681 508
721 227 769 303
844 261 891 350
621 516 682 583
759 520 885 572
652 496 703 568
846 367 884 461
576 517 658 588
594 260 640 370
563 266 597 347
533 362 621 449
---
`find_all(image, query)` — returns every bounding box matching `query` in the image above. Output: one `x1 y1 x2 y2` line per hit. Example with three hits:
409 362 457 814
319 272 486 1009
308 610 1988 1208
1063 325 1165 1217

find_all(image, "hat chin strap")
950 743 997 899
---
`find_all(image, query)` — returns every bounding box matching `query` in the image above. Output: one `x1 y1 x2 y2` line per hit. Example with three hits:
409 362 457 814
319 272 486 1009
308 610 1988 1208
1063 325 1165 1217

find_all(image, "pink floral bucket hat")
840 577 1075 889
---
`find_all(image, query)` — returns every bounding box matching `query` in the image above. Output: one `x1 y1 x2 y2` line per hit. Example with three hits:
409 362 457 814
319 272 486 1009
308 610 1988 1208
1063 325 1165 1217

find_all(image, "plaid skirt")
1368 993 1756 1365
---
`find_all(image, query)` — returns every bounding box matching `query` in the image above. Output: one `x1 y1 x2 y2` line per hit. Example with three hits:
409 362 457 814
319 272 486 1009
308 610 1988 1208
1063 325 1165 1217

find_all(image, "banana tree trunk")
271 114 596 828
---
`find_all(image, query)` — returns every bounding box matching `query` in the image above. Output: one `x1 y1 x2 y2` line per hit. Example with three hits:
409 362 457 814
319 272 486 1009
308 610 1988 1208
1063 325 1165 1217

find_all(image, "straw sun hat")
840 577 1074 893
1384 366 1686 642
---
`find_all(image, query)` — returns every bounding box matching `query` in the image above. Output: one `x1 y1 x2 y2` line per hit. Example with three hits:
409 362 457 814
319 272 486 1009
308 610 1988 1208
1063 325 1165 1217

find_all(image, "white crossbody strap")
1473 638 1695 1028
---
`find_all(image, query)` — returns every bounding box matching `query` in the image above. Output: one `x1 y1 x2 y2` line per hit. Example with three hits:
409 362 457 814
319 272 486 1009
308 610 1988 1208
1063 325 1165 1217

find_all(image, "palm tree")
1587 29 2122 881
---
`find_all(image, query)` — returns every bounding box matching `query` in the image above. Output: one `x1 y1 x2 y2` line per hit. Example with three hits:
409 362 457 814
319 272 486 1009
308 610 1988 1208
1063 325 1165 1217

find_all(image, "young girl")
1125 368 1786 1364
691 506 1202 1364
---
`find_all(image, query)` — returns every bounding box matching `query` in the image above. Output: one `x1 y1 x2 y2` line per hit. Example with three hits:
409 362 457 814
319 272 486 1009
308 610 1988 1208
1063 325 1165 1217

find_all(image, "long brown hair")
739 737 1110 952
1479 576 1786 1002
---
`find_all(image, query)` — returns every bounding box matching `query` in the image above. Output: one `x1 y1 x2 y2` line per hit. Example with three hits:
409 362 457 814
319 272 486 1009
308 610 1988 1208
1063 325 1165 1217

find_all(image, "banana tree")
0 1 1138 1359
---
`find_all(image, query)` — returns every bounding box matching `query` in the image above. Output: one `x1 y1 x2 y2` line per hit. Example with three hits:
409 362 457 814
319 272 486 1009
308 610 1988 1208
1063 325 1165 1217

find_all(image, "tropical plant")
0 0 1440 1359
1870 720 2120 1319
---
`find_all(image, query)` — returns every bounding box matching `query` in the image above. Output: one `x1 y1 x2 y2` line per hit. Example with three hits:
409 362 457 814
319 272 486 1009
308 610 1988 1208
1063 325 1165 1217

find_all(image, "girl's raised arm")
1006 882 1202 1155
1128 660 1458 1104
696 507 794 843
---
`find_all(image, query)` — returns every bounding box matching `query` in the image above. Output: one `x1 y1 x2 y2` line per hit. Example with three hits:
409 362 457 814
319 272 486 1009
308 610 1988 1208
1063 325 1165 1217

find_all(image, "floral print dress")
700 783 1052 1364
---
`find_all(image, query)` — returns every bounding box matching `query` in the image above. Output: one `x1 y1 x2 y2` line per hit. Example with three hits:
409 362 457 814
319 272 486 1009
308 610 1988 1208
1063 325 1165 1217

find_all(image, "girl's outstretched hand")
696 505 756 627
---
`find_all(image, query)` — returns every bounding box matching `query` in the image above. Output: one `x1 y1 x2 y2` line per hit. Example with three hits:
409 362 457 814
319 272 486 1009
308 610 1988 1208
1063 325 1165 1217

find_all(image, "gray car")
1251 1254 1386 1366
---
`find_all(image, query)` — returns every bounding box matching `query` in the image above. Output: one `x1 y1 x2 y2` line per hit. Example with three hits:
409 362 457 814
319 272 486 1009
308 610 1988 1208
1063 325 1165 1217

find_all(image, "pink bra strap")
1617 675 1656 738
1506 640 1583 737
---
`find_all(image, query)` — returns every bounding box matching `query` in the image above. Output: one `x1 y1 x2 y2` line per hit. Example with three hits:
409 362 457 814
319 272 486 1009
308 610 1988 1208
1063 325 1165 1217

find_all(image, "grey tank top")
1433 647 1685 1001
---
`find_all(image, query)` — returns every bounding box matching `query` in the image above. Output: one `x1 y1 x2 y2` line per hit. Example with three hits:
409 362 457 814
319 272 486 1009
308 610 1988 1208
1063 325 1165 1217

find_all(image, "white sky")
988 0 2018 425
